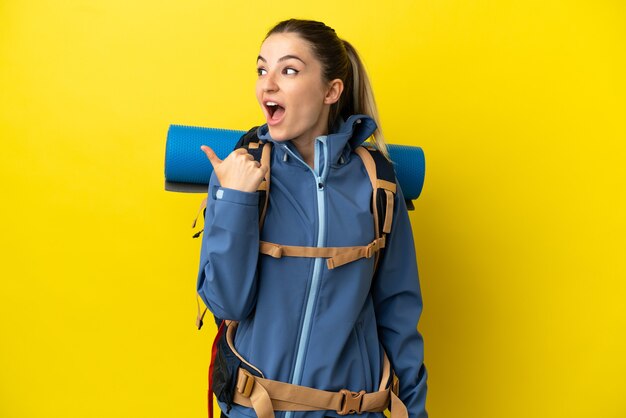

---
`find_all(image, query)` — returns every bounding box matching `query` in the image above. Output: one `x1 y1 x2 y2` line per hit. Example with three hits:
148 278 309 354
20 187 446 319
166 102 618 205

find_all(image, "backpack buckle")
236 369 255 398
365 240 379 258
337 389 366 415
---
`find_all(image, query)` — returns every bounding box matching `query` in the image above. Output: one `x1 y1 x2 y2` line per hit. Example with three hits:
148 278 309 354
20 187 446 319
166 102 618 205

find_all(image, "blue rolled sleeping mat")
164 124 425 210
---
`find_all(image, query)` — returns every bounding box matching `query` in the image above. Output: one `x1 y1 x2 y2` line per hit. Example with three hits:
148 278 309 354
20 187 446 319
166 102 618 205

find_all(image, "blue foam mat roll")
165 124 425 202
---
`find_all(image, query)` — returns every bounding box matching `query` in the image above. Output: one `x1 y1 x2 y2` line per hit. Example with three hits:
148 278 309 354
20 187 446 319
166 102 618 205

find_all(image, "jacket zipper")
281 137 329 418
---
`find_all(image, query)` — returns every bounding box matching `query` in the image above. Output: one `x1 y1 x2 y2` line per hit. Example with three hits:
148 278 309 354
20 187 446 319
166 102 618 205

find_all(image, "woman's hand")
200 145 268 193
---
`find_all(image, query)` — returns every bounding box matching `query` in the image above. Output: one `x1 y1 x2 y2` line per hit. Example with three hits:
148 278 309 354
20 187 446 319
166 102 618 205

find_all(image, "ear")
323 79 344 105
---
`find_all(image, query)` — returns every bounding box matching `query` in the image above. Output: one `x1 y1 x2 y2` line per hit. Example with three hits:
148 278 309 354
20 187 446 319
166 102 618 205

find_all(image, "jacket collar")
256 114 377 166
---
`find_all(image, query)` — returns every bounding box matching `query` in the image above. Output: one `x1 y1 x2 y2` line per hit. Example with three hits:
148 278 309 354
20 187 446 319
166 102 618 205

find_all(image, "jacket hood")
256 114 377 165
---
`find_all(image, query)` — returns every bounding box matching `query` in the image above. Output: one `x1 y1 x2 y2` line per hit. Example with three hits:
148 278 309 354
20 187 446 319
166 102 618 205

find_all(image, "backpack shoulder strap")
365 146 397 235
234 126 263 154
354 146 397 272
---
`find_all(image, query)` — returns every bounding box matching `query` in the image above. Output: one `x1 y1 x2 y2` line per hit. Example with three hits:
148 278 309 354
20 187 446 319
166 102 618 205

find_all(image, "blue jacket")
197 114 428 418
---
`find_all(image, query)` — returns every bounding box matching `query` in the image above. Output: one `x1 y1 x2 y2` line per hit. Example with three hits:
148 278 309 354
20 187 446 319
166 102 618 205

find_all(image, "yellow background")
1 1 625 417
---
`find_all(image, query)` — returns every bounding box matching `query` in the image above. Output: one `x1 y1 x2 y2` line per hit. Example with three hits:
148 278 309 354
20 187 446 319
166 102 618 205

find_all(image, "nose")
260 70 279 93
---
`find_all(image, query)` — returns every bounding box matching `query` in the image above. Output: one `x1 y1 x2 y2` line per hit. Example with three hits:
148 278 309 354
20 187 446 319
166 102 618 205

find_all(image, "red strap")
208 321 226 418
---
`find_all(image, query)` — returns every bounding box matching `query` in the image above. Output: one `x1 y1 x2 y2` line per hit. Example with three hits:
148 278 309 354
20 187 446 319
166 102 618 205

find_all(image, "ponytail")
341 40 390 160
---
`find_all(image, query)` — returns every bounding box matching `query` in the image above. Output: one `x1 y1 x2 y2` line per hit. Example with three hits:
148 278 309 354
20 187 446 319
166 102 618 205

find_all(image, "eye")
284 67 298 75
257 67 267 76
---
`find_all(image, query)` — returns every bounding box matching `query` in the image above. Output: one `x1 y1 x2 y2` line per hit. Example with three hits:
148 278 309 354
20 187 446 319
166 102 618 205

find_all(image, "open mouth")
265 101 286 122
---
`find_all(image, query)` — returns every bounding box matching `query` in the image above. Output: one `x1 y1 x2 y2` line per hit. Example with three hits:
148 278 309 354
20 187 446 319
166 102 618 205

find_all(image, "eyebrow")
257 54 306 65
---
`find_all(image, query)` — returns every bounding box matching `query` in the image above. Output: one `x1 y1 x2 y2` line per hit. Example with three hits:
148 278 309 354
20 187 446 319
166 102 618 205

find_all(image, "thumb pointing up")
200 145 266 193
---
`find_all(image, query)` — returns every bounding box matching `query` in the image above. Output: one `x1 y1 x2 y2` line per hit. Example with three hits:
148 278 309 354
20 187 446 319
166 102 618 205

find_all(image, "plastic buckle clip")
366 239 380 258
237 369 255 398
338 389 366 415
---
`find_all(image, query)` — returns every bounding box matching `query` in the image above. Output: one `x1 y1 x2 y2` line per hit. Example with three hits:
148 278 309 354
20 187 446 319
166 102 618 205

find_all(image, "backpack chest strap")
259 236 386 270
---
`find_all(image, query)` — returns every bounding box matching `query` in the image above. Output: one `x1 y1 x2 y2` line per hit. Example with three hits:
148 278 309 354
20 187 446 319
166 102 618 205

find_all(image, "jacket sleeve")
196 171 260 321
371 182 428 418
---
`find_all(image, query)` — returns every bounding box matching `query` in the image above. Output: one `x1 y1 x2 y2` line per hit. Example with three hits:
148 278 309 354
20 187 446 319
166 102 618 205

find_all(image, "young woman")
197 19 428 418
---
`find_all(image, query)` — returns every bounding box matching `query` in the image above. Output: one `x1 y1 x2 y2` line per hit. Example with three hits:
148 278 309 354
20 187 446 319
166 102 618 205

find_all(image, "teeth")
266 101 278 106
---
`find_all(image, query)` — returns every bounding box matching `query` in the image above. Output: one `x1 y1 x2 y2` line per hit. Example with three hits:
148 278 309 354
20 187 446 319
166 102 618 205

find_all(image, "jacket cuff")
211 186 259 206
210 186 259 235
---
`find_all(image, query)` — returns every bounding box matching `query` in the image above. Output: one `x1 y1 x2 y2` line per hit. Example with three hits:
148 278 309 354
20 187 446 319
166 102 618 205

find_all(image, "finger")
200 145 222 167
254 161 261 168
245 153 255 161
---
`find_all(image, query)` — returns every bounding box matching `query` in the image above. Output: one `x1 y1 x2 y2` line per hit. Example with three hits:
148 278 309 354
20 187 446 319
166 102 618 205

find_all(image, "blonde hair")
342 39 389 159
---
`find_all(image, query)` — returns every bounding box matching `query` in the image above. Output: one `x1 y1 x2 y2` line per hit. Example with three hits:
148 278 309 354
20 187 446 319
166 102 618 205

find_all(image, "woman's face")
256 32 340 143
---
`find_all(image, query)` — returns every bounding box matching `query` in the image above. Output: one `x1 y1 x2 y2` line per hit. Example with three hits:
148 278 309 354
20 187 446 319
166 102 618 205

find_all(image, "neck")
289 111 330 169
290 136 317 168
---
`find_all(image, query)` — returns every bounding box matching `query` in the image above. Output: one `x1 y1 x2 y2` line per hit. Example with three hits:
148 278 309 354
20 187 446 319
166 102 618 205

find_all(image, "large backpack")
194 126 402 418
